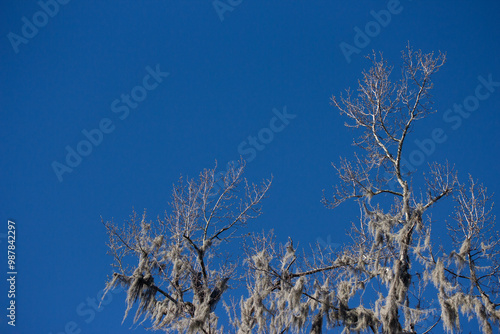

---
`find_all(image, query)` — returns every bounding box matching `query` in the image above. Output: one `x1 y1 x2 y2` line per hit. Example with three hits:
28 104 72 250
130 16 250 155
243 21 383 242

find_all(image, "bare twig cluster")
103 47 499 333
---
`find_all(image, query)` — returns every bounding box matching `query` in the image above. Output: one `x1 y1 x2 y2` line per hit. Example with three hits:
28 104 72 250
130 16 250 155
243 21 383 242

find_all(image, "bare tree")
102 160 271 333
104 47 500 334
324 46 500 333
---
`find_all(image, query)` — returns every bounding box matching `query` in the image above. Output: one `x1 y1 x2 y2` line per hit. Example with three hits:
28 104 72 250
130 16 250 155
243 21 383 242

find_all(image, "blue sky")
1 1 500 333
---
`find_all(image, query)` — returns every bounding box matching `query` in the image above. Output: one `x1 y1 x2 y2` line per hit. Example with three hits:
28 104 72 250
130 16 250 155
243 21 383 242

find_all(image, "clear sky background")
1 1 500 333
